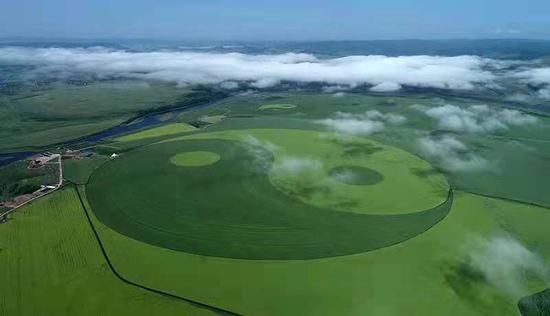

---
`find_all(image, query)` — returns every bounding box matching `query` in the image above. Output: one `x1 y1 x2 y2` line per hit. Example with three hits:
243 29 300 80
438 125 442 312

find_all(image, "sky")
1 0 550 40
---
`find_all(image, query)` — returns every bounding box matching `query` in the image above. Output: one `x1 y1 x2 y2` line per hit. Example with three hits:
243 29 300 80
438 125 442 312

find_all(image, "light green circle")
259 103 297 110
170 151 220 167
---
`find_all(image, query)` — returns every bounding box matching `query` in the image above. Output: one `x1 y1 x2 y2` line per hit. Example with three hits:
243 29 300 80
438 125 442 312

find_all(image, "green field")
170 151 221 167
63 155 110 185
115 123 197 142
87 128 451 259
2 90 550 315
329 165 384 185
258 103 297 110
0 188 215 315
0 82 228 153
82 188 550 315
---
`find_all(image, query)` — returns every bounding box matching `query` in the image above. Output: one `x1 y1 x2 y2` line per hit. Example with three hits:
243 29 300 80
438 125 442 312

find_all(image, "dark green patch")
287 183 331 200
327 138 384 157
442 261 499 315
519 289 550 316
411 167 442 178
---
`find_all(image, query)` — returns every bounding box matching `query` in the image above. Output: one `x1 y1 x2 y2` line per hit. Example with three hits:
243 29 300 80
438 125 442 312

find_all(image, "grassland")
170 151 221 167
329 165 384 185
115 123 197 142
62 155 110 185
0 187 214 316
2 89 549 315
198 115 226 124
258 103 297 110
173 128 449 214
183 92 550 208
0 81 224 153
82 188 550 315
87 129 451 259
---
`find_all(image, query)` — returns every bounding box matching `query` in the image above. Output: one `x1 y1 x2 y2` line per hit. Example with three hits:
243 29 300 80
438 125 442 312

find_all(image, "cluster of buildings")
28 152 61 169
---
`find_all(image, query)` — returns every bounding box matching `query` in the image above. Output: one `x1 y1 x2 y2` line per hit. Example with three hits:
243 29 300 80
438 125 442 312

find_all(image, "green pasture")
115 123 197 142
87 133 451 259
2 89 550 315
170 151 221 167
0 188 213 316
329 165 384 185
171 129 449 214
259 103 297 110
83 188 550 315
63 155 110 185
199 115 226 124
0 82 193 152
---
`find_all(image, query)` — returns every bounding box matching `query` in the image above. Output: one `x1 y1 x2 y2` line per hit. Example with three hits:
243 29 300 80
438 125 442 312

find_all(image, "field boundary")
71 182 241 316
460 189 550 210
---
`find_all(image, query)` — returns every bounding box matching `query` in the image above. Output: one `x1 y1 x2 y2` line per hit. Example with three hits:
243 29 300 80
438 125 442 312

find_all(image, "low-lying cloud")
0 46 497 90
413 104 537 133
417 135 487 172
512 67 550 99
515 67 550 86
242 135 278 172
242 135 322 177
273 157 322 175
319 110 406 135
469 236 549 298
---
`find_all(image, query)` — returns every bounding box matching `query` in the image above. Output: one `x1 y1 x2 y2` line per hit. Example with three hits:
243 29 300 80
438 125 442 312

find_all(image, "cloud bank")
417 135 487 172
515 67 550 86
413 104 537 133
319 110 406 135
0 46 497 90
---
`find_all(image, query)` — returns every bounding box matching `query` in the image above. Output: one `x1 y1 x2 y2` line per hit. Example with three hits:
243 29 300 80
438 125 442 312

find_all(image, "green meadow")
2 90 550 315
0 188 214 315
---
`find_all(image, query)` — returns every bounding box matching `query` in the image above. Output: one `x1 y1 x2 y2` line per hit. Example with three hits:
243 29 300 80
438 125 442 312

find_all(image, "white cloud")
514 67 550 86
539 88 550 99
220 81 239 89
364 110 407 125
242 135 279 172
469 236 549 298
370 81 402 92
417 135 487 172
322 85 349 93
494 28 521 35
330 169 359 183
0 47 497 90
274 157 322 175
414 104 537 133
318 110 406 136
319 118 385 135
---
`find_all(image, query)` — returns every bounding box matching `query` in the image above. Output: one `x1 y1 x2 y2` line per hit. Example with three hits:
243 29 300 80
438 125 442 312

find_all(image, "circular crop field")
87 129 451 260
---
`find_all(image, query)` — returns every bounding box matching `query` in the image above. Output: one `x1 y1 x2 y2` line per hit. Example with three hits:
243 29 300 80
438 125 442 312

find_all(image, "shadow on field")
442 260 496 315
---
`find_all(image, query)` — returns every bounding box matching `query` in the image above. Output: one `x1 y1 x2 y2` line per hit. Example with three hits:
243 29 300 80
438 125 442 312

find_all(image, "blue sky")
1 0 549 40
